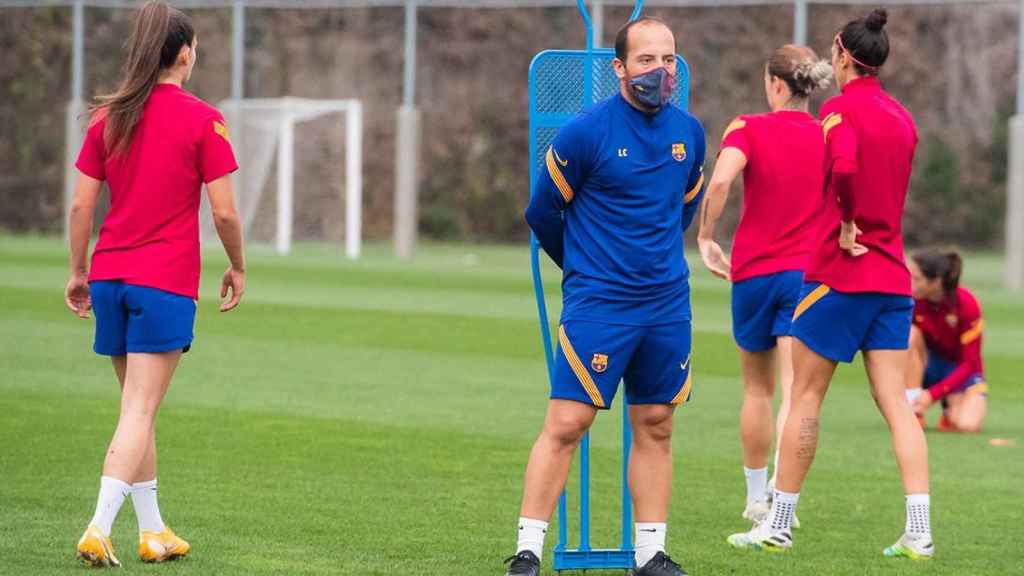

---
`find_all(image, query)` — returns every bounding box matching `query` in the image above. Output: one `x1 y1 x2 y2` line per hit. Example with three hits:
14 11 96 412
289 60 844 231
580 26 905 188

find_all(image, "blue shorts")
731 270 803 352
552 320 693 409
90 281 197 356
924 350 987 397
791 282 913 363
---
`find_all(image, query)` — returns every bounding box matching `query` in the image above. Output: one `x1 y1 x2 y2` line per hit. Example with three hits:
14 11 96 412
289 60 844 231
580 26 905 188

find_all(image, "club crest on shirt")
213 120 231 144
591 353 609 373
672 143 687 162
945 313 958 328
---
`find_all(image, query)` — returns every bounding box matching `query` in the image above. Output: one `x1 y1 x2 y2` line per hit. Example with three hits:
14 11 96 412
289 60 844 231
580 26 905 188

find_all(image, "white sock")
768 489 799 532
89 476 132 536
770 450 780 488
905 494 931 539
131 479 166 533
744 466 768 505
516 517 548 560
905 387 923 404
634 522 666 568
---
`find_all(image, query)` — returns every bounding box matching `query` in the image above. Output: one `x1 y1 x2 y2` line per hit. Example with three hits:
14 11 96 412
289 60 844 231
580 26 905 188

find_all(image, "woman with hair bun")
729 10 935 561
698 44 831 535
67 0 245 567
906 249 987 433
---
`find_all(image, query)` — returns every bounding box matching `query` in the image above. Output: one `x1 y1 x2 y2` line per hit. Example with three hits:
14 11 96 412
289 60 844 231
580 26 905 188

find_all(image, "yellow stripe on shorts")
671 368 693 405
793 284 831 321
558 325 605 408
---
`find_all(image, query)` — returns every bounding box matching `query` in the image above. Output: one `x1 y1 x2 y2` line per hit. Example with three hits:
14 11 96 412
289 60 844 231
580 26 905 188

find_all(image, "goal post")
212 97 363 258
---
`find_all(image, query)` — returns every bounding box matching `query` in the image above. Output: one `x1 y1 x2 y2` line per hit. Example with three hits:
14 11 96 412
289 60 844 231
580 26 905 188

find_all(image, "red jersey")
720 111 825 282
805 77 917 295
76 84 238 299
914 287 985 400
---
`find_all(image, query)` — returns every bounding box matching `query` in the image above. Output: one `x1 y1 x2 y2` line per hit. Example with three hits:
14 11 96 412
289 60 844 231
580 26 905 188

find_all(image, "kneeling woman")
906 249 987 432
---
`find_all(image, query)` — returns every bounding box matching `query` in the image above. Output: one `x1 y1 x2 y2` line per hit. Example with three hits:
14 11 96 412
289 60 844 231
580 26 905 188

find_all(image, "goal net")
201 97 363 258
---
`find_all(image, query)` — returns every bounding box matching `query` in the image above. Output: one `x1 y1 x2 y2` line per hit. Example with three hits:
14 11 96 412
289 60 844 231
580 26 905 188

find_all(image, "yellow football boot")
77 525 121 568
139 527 191 563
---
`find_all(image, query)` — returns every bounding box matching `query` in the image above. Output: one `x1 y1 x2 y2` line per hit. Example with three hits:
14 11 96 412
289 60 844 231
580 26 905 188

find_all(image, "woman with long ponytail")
67 1 245 566
906 249 988 433
697 44 832 536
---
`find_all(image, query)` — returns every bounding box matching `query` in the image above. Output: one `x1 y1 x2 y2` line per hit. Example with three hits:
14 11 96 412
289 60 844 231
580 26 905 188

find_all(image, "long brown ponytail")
912 248 963 298
91 1 194 156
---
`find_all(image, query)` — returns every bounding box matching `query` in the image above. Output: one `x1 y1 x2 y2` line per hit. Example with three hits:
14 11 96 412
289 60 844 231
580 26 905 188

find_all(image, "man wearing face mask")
504 17 705 576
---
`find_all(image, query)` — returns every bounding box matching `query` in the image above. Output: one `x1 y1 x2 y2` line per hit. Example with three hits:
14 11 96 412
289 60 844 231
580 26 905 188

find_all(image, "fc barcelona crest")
672 143 687 162
591 353 609 373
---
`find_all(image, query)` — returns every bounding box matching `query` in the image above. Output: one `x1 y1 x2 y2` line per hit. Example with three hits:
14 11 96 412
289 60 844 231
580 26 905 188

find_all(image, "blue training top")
526 92 706 326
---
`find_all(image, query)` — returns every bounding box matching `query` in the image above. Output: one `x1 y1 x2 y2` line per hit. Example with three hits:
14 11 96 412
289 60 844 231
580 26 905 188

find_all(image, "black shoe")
632 551 688 576
503 550 540 576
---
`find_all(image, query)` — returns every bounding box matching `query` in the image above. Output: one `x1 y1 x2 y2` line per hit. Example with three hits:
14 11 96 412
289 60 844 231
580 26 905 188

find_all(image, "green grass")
1 235 1022 575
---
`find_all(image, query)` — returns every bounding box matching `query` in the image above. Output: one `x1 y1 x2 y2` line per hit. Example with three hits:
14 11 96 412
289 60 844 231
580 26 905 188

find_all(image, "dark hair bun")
865 9 888 32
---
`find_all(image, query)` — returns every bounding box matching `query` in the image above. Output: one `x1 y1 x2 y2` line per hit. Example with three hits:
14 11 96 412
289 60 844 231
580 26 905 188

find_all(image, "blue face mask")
628 67 677 110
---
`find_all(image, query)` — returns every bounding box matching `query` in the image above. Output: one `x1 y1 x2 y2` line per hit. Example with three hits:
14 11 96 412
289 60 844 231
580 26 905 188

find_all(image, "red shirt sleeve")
822 107 858 175
198 113 239 184
75 117 107 181
719 117 750 158
928 295 984 401
822 103 858 220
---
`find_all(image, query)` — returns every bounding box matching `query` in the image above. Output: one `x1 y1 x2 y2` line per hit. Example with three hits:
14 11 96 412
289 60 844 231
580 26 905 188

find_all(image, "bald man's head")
614 17 674 62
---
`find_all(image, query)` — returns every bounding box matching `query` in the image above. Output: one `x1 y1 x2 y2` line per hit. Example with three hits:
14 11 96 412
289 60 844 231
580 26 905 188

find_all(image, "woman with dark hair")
729 10 934 560
698 44 831 533
67 1 244 566
906 250 987 432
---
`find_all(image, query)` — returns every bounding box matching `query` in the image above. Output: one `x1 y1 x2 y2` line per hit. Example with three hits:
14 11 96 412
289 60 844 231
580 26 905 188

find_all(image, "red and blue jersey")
914 287 985 400
76 83 238 300
719 111 825 282
526 93 706 325
806 76 918 295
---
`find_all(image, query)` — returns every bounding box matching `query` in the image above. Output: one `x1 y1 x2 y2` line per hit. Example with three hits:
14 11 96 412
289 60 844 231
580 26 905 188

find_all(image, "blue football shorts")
551 320 693 409
90 280 197 356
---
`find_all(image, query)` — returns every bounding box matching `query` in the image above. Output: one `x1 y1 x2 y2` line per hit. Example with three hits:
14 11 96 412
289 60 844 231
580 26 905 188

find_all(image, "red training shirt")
719 111 825 282
76 83 238 299
805 76 918 295
913 286 985 401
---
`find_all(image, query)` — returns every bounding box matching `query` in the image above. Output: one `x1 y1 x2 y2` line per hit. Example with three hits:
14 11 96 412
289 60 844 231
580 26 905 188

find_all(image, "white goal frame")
219 97 363 258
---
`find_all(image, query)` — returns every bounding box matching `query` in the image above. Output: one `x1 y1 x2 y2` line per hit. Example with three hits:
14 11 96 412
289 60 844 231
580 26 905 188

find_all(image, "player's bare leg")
79 352 180 567
628 403 675 522
628 403 686 574
519 399 598 520
104 352 179 482
112 355 158 483
765 337 800 527
774 340 836 494
728 339 834 552
865 349 934 559
865 349 929 494
506 400 597 574
738 348 774 522
945 389 987 433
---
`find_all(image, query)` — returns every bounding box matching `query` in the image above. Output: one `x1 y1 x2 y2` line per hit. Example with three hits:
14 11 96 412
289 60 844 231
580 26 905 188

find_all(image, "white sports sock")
770 450 780 487
905 387 923 404
905 494 931 539
89 476 132 536
634 522 666 568
516 517 548 560
768 489 799 532
743 466 768 505
131 479 166 533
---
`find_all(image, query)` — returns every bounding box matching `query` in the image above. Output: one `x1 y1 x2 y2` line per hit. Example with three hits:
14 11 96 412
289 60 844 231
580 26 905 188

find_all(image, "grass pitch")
1 236 1021 575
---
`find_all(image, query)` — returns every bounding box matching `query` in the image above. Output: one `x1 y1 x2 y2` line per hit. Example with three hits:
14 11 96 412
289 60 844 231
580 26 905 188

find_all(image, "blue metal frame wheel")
526 0 690 571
